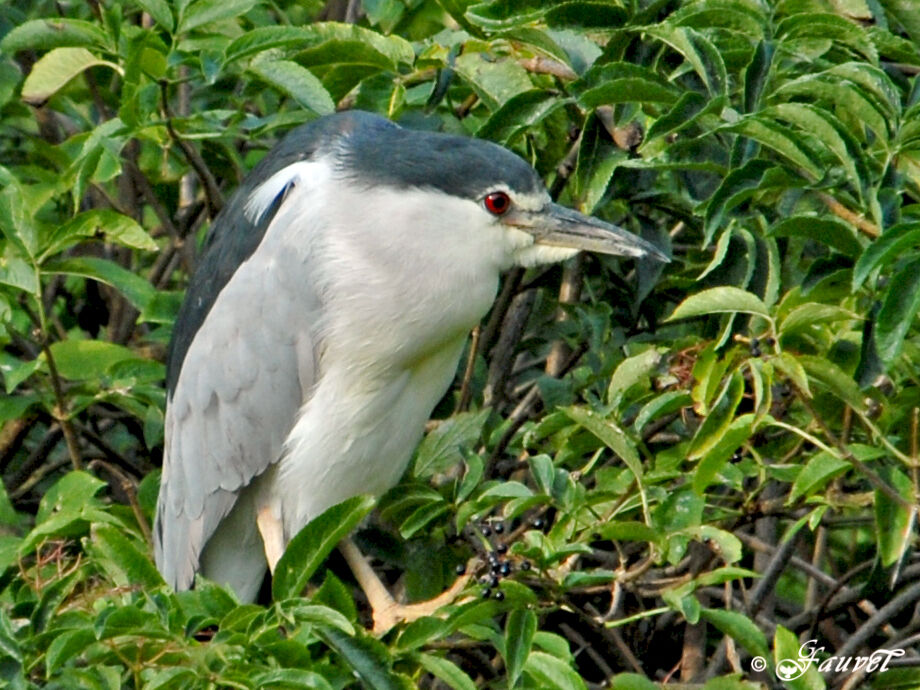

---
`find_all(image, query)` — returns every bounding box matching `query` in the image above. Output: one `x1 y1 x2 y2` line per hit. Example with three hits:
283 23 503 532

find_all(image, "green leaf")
875 256 920 363
413 409 490 479
42 256 156 312
609 674 659 690
46 628 97 673
771 215 864 259
89 524 164 588
667 287 770 322
644 25 727 96
789 451 851 503
415 653 476 690
853 222 920 290
875 467 915 568
248 60 335 116
798 355 866 411
632 391 691 434
178 0 259 33
0 19 108 53
135 0 175 32
545 2 627 28
47 340 144 381
42 209 157 260
578 78 679 108
773 625 824 688
563 407 643 485
504 609 537 688
317 627 405 690
272 495 375 600
693 413 754 493
766 103 867 199
454 52 533 111
22 47 123 105
779 304 861 338
700 608 769 659
607 349 661 410
524 651 587 690
477 91 568 144
646 91 724 141
724 116 823 180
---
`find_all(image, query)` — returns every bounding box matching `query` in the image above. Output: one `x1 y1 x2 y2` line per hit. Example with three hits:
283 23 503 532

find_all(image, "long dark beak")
507 203 669 262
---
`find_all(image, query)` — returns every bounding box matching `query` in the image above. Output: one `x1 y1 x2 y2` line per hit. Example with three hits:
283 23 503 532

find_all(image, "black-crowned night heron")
154 110 666 631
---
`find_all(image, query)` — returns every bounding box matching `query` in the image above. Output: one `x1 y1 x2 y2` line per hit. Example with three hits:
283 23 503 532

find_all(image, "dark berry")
493 591 505 601
521 560 531 571
532 518 544 529
497 543 508 554
489 575 500 588
751 346 762 357
481 588 492 599
494 523 504 534
455 563 466 576
481 526 491 537
500 562 511 576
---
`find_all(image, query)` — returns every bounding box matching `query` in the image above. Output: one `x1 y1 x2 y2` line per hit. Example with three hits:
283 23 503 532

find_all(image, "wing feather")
155 179 325 591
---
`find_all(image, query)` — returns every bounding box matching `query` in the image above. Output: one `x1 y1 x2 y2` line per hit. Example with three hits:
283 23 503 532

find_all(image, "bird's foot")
369 567 475 636
339 538 476 636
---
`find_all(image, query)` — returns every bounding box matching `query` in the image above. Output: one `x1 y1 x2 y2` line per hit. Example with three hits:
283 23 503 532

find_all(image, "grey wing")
154 244 319 591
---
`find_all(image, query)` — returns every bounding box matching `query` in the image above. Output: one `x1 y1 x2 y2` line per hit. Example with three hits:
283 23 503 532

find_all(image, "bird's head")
249 112 668 272
341 113 667 268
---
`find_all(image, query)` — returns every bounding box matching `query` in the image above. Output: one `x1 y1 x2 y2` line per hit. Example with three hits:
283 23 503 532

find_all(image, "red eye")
484 191 511 215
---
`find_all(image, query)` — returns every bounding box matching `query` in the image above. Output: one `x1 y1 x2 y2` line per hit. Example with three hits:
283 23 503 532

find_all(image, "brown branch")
818 192 879 238
160 81 224 218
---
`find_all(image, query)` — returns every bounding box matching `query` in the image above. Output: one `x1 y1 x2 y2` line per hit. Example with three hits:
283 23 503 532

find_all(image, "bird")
154 110 666 630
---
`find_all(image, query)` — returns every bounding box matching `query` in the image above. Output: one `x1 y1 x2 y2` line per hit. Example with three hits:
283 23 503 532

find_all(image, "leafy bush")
1 0 919 687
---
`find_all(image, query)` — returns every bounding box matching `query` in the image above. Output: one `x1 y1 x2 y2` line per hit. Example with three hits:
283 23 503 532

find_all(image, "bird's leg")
339 538 475 636
257 506 286 573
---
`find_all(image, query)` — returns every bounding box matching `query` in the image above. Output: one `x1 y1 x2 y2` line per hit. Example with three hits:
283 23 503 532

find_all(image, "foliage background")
1 0 920 687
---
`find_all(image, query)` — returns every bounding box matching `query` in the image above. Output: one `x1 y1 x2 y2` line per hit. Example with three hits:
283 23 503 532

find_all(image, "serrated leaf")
47 340 144 381
415 653 476 690
90 524 163 588
563 407 642 483
524 651 587 690
725 116 823 180
771 215 864 259
317 627 404 690
667 287 770 321
798 355 866 411
645 24 727 96
22 47 123 105
46 628 96 673
42 256 156 312
875 467 915 568
272 495 375 600
875 256 920 363
1 19 108 53
178 0 259 33
249 60 335 115
700 608 769 659
42 209 157 260
607 349 661 410
693 413 754 493
413 409 490 479
789 451 851 503
853 222 920 290
779 304 861 337
477 91 569 144
609 674 659 690
136 0 175 32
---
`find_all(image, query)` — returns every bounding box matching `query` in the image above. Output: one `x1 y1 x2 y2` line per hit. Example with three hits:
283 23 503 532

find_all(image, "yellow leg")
257 506 285 573
339 538 475 636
